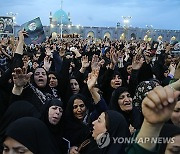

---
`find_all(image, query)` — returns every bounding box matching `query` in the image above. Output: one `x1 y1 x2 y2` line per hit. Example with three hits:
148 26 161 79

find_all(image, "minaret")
49 11 52 25
60 0 63 10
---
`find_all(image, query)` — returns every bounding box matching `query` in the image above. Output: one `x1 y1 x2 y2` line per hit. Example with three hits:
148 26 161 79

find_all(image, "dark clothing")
0 101 40 153
40 99 67 154
138 62 153 83
63 94 108 146
4 117 59 154
10 84 58 112
79 110 130 154
109 87 141 129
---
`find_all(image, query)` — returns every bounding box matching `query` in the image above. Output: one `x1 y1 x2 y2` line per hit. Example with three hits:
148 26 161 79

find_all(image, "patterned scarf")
29 83 60 104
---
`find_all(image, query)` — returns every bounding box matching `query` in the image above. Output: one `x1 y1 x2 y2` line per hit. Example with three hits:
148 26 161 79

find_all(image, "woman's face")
165 135 180 154
118 91 133 112
3 137 33 154
127 65 132 75
92 112 107 140
70 79 80 94
171 101 180 127
110 75 122 89
48 105 63 125
34 68 47 88
73 99 86 120
48 74 58 88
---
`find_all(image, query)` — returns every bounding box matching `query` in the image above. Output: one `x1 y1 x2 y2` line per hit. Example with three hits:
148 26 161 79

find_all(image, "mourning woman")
11 67 60 112
109 87 141 130
40 98 68 154
63 69 108 147
75 110 130 154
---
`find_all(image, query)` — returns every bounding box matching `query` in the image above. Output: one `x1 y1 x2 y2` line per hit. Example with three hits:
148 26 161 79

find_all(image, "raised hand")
132 53 144 70
142 85 180 125
87 69 99 90
81 55 90 68
15 29 28 55
91 54 100 71
70 47 81 58
18 29 28 43
110 47 118 65
43 56 52 71
12 67 32 88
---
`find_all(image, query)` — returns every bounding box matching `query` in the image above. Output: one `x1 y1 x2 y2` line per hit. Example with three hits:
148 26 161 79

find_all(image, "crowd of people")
0 30 180 154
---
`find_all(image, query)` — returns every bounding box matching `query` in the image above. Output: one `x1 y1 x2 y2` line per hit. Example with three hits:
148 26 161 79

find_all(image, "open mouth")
38 78 44 82
124 102 132 106
72 90 78 93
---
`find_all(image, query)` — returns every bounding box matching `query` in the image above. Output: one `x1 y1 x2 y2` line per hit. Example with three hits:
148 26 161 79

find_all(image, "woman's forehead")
35 68 46 73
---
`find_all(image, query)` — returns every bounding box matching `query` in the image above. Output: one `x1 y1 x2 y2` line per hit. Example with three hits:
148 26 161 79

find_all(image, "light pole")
122 16 132 40
60 15 64 40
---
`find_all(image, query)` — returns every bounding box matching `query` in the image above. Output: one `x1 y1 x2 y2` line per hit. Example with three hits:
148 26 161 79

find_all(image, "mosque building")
11 5 180 42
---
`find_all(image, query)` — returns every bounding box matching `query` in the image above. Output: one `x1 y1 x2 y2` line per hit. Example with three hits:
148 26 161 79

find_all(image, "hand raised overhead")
12 67 32 88
142 85 180 124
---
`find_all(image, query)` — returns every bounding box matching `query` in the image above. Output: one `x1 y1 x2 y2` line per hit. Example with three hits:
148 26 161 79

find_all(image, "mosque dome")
52 9 70 25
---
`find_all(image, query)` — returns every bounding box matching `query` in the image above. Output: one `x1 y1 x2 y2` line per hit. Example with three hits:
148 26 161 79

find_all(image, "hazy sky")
0 0 180 30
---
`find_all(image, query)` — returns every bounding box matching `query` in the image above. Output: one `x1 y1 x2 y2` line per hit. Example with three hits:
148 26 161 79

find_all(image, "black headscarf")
41 99 68 154
0 101 40 152
111 71 127 88
79 110 130 154
4 117 59 154
30 67 50 91
41 98 64 135
109 87 141 129
159 124 180 154
22 67 60 108
63 94 91 146
103 110 130 153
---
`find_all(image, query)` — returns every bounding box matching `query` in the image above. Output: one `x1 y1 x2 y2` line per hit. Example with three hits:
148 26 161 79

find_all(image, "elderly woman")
109 87 142 130
40 98 69 154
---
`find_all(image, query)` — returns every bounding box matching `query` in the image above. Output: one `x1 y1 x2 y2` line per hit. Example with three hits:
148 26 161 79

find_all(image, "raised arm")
15 30 28 55
87 69 100 104
12 67 32 95
136 85 180 151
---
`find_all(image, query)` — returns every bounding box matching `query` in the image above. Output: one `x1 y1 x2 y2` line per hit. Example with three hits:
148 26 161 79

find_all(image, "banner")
0 16 14 34
21 17 46 45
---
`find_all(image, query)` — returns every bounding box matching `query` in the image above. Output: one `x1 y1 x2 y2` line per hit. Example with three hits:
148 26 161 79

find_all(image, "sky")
0 0 180 30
